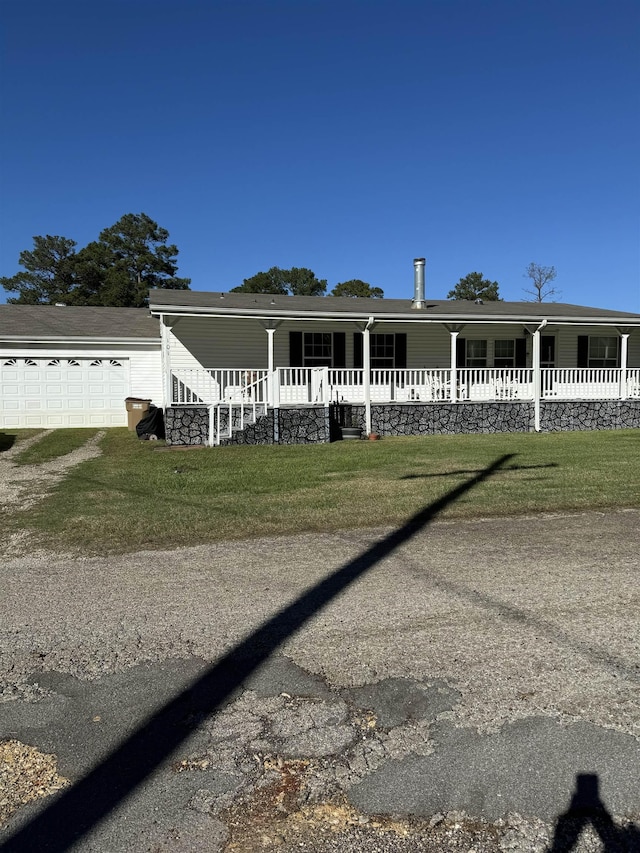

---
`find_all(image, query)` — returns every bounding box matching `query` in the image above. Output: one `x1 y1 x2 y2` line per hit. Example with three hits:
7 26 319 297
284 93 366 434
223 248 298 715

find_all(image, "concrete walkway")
1 510 639 852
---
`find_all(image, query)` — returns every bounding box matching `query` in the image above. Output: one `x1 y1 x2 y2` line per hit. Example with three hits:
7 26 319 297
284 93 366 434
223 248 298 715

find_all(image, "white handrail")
181 366 639 412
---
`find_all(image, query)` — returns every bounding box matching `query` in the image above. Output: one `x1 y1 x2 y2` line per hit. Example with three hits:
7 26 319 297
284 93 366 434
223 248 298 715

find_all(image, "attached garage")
0 306 162 430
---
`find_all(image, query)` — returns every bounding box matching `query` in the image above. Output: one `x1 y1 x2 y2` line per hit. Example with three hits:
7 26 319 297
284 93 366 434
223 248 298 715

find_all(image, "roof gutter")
0 336 161 344
148 305 640 326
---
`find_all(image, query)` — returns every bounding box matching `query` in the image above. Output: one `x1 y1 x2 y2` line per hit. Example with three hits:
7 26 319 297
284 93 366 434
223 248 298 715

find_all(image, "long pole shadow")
1 454 513 853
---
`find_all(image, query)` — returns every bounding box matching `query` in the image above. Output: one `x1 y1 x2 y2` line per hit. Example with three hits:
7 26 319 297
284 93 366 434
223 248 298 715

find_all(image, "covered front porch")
168 365 640 445
149 285 640 445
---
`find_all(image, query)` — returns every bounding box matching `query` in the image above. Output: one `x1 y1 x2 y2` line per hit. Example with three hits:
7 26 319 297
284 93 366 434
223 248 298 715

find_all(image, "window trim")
465 339 487 368
370 333 396 370
494 339 515 369
303 331 333 367
587 335 620 369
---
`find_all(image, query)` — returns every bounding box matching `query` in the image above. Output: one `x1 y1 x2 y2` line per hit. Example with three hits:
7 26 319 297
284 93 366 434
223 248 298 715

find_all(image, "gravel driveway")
0 435 639 852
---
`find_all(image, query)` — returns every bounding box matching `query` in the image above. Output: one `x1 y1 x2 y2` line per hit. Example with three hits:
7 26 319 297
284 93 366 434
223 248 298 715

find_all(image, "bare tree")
523 262 559 302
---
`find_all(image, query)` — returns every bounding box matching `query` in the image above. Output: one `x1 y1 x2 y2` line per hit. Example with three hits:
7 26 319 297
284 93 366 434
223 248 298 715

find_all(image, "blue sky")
1 0 638 309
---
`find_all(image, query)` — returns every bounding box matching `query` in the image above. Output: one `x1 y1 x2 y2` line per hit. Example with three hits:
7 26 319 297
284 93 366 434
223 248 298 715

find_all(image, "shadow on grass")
0 455 514 852
547 774 640 852
401 462 558 480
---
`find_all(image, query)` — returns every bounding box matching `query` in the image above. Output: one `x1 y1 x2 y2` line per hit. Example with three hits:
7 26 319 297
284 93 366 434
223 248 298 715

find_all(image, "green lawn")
2 428 639 554
11 428 101 465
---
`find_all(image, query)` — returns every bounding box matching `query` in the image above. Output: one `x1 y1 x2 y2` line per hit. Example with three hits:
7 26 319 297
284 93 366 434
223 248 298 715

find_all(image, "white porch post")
261 320 281 408
266 327 276 406
620 332 629 399
160 315 172 409
444 324 464 403
449 330 459 402
532 326 542 432
527 319 548 432
363 317 374 435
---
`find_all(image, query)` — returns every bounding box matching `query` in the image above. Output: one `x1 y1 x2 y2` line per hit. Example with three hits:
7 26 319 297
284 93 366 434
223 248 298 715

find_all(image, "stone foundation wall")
164 407 209 445
539 400 640 432
165 406 331 446
165 401 640 446
277 407 331 445
368 403 533 435
343 401 639 436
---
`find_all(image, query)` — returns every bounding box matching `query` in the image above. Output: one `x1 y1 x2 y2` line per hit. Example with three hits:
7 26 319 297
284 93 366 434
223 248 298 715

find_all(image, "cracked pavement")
1 510 639 852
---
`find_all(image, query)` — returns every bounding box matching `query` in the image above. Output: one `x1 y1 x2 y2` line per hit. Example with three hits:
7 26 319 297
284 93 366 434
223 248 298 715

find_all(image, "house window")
494 340 515 368
541 336 555 368
290 331 345 368
370 334 395 369
303 332 333 367
466 340 487 368
588 336 619 368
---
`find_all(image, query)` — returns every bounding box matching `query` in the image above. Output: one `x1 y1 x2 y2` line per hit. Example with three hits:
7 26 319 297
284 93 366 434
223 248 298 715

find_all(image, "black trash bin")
135 405 165 440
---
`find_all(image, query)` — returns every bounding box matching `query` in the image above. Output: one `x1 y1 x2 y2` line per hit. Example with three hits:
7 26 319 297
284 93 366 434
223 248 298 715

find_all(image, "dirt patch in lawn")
0 431 105 556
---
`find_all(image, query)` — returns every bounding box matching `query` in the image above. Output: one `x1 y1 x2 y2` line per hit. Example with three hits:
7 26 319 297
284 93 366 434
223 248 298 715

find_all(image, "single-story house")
2 260 639 441
148 260 640 444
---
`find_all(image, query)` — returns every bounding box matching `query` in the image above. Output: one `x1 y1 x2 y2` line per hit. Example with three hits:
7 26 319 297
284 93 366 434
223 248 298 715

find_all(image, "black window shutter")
515 338 527 368
456 337 466 367
333 332 346 368
353 333 363 368
395 333 407 368
577 336 588 368
290 331 303 367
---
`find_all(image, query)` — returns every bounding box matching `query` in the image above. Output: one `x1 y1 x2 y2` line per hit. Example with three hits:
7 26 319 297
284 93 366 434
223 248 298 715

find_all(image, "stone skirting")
164 407 209 446
369 403 534 435
165 406 331 446
165 401 640 446
539 399 640 431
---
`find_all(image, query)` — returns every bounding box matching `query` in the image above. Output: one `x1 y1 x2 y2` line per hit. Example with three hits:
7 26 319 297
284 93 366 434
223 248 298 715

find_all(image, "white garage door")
1 357 130 428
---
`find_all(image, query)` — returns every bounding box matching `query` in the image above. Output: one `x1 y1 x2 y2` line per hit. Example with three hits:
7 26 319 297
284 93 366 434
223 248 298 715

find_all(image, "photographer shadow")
548 774 640 852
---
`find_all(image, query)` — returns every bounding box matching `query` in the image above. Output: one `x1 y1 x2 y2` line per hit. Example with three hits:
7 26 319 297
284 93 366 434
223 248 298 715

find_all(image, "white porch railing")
276 368 330 405
172 366 640 409
208 399 268 446
542 368 640 400
172 368 269 405
458 368 534 401
626 368 640 398
328 369 455 402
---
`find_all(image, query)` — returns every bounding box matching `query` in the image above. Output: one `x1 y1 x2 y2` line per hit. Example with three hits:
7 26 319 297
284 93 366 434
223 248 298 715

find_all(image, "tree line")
230 268 384 298
1 215 558 305
1 214 191 308
447 265 558 302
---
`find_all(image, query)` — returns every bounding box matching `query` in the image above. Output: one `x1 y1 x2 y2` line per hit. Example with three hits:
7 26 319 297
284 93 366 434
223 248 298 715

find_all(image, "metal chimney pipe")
412 258 426 308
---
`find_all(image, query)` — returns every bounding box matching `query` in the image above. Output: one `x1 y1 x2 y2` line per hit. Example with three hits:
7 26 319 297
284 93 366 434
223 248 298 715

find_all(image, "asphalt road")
1 509 639 852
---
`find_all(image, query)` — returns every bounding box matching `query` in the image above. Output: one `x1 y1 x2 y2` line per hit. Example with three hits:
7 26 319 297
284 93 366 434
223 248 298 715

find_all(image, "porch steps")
217 412 272 446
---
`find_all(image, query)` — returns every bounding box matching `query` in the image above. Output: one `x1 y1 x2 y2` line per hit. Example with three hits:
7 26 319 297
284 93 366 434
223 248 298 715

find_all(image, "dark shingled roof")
149 289 640 323
0 306 160 340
